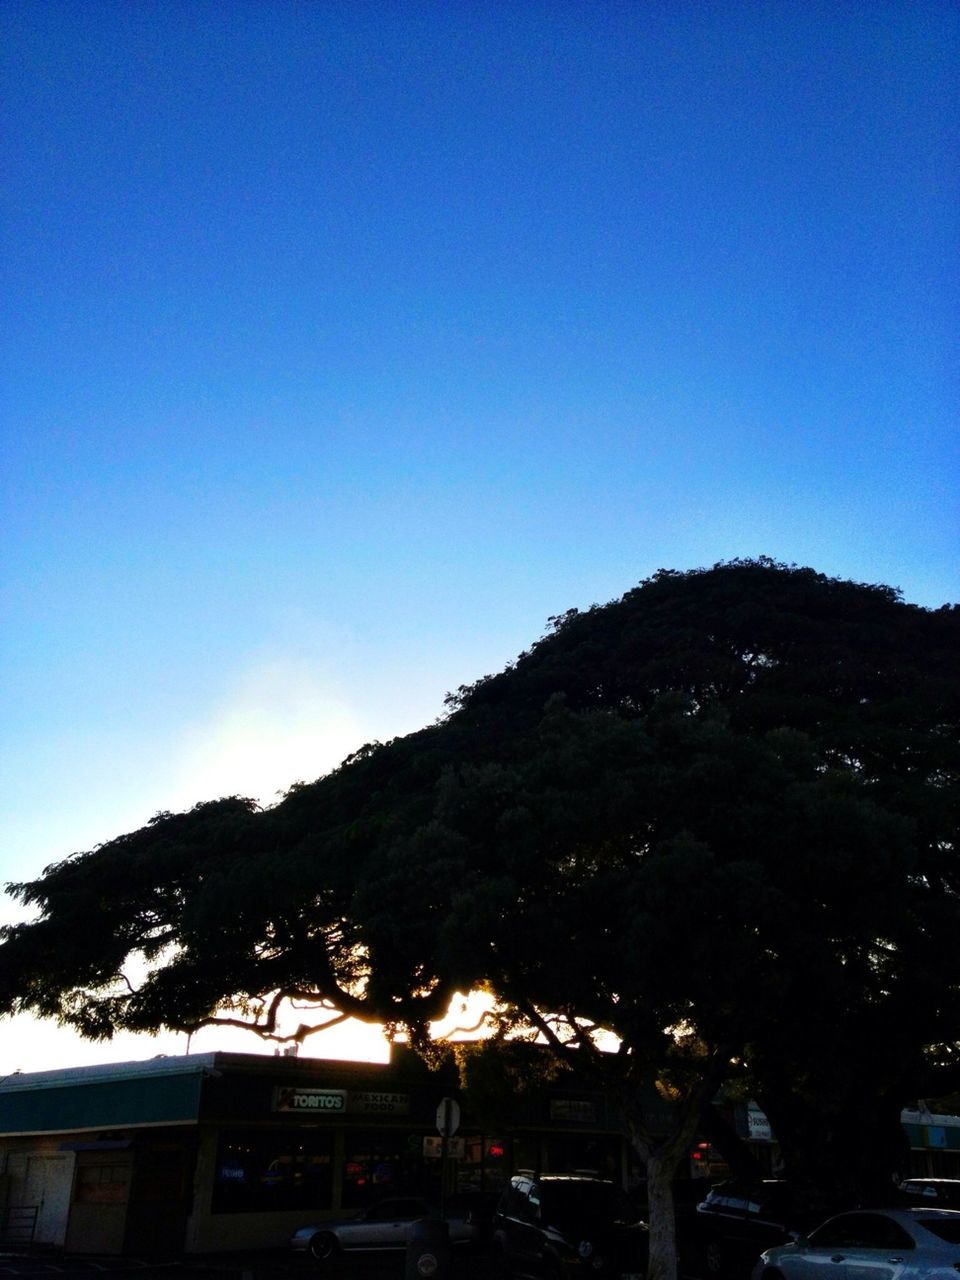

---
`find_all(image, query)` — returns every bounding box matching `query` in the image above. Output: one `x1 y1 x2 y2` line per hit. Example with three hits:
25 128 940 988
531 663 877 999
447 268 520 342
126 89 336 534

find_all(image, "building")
3 1049 957 1257
0 1048 630 1254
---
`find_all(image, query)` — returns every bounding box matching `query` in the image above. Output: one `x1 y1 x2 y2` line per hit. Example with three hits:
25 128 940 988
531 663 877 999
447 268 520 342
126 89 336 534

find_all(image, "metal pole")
440 1099 450 1222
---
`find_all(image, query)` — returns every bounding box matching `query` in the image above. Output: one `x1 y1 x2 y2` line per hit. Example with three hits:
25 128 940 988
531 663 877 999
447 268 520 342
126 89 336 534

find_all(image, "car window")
397 1199 430 1220
499 1184 519 1217
808 1215 914 1250
539 1182 637 1226
704 1192 750 1212
527 1187 542 1221
503 1181 537 1223
368 1199 425 1221
917 1218 960 1244
366 1202 399 1221
858 1217 914 1250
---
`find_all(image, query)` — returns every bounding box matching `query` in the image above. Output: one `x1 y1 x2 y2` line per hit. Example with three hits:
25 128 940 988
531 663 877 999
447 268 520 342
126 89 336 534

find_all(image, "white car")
290 1194 483 1262
751 1206 960 1280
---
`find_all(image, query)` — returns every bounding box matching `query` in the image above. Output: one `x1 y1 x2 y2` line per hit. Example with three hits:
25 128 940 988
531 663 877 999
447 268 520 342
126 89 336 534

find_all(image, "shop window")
133 1146 192 1204
75 1164 130 1204
342 1131 423 1209
484 1136 509 1189
212 1130 333 1214
542 1134 618 1179
512 1135 540 1179
448 1135 478 1194
452 1135 510 1194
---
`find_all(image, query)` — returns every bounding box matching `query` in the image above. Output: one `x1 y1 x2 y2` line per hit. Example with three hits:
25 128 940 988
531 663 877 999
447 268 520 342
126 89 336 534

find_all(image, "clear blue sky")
1 1 957 1069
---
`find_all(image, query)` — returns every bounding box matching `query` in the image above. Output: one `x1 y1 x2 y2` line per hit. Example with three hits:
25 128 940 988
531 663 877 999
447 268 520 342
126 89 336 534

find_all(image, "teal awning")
0 1070 204 1135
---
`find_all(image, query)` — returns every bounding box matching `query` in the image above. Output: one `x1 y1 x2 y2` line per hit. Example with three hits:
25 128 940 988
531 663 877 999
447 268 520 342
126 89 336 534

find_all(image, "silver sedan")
751 1206 960 1280
290 1195 478 1262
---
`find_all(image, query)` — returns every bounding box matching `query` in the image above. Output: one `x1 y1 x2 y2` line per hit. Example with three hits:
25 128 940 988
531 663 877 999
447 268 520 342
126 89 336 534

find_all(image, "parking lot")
0 1252 499 1280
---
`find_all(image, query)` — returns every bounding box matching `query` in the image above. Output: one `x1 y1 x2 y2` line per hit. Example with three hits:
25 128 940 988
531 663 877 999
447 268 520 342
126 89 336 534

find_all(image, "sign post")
435 1098 461 1221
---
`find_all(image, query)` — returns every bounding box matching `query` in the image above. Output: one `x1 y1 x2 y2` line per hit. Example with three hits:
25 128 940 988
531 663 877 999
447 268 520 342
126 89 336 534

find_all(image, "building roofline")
0 1052 222 1093
0 1047 400 1094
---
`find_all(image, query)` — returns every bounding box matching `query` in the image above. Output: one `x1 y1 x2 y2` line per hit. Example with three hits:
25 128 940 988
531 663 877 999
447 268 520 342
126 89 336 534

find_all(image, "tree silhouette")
3 560 957 1280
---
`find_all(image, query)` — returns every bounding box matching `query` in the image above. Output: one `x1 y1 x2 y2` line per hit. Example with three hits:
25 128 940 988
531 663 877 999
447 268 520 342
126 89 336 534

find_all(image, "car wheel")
704 1239 726 1277
308 1232 340 1264
492 1241 513 1279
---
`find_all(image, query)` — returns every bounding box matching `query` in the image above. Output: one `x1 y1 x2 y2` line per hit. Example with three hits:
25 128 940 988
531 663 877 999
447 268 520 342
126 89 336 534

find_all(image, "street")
0 1252 499 1280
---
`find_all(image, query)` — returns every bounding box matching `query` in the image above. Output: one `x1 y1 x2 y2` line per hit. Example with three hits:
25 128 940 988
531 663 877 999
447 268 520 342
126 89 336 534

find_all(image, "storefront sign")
349 1091 410 1115
747 1105 773 1141
423 1136 465 1159
550 1098 597 1124
272 1088 410 1115
273 1087 347 1113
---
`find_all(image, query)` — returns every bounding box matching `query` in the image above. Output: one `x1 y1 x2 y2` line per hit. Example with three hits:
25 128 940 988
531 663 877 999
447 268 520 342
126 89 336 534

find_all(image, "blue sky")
1 0 957 1071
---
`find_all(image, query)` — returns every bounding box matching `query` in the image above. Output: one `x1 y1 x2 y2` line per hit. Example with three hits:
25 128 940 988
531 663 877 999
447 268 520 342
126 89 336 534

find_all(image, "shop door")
64 1154 132 1254
123 1144 194 1254
24 1153 75 1248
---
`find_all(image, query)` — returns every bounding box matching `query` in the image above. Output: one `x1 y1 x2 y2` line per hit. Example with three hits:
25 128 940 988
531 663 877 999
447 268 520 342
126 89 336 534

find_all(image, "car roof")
534 1174 614 1184
710 1178 785 1189
834 1207 960 1222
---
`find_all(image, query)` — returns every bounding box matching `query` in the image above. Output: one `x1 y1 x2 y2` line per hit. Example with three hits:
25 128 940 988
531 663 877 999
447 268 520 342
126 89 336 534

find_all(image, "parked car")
899 1178 960 1210
290 1193 482 1262
751 1206 960 1280
492 1173 647 1279
694 1180 811 1277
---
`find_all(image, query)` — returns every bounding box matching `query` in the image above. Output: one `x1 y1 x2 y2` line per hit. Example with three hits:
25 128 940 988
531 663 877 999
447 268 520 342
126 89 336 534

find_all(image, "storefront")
0 1048 629 1254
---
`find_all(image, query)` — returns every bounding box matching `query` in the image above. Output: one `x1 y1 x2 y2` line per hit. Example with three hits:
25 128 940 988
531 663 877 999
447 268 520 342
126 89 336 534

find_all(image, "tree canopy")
3 559 958 1279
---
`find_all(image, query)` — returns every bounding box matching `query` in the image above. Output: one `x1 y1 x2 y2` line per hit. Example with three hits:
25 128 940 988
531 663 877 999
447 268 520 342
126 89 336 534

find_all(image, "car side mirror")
789 1232 806 1246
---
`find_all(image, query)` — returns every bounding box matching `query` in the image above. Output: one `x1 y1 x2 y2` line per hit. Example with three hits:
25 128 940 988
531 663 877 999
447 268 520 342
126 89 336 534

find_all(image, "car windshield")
703 1181 785 1212
540 1183 638 1225
917 1218 960 1244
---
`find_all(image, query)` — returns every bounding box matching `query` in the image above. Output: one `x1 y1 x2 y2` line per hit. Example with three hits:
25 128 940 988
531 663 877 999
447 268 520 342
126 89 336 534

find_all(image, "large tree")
3 560 958 1280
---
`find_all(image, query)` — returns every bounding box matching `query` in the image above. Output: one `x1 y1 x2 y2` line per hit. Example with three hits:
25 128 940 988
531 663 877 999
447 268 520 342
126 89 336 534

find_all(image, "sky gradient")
1 0 957 1072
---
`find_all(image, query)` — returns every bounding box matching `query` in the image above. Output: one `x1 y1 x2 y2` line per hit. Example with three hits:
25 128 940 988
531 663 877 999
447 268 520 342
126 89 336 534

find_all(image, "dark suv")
493 1173 647 1280
694 1180 806 1278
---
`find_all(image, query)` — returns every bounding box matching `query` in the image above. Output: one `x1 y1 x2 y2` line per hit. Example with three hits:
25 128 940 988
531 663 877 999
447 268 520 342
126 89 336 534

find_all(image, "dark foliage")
2 559 958 1214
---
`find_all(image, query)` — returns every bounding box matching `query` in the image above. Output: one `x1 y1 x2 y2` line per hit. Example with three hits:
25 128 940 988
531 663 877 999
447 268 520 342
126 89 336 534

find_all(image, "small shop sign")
423 1135 465 1159
349 1091 410 1115
550 1098 597 1124
272 1087 411 1115
747 1104 773 1141
273 1088 347 1113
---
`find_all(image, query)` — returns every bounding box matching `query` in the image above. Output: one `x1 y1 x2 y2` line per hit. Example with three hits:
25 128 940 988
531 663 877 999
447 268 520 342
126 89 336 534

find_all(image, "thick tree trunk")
624 1096 706 1280
644 1151 680 1280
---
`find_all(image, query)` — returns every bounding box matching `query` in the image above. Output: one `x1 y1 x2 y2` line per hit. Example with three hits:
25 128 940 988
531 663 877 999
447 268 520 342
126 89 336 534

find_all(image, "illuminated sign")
272 1088 410 1115
273 1088 347 1113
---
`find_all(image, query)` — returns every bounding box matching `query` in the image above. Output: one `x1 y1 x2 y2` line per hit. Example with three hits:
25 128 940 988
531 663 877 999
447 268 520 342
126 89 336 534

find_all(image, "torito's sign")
273 1087 410 1116
273 1087 347 1114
